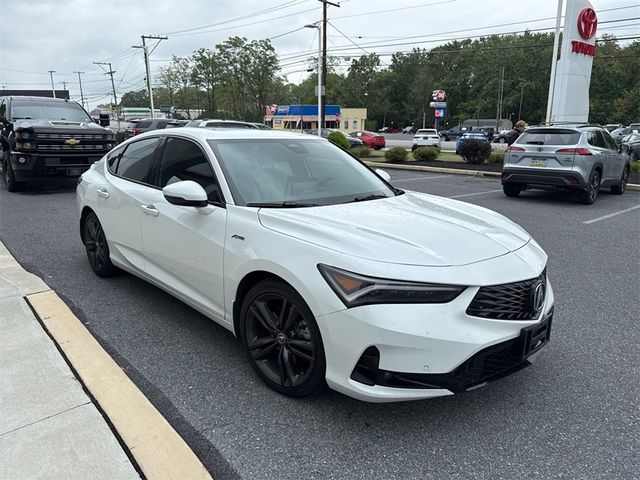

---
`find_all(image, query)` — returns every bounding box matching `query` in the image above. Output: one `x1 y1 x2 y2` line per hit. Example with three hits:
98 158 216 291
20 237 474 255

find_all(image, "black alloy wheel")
3 157 24 192
611 166 629 195
240 279 326 397
578 170 601 205
83 212 117 277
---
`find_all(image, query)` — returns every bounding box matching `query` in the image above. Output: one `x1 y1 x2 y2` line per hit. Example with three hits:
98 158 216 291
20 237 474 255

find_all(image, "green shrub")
412 147 440 161
327 131 351 150
487 151 505 164
351 146 372 158
458 139 491 164
631 160 640 173
384 146 408 163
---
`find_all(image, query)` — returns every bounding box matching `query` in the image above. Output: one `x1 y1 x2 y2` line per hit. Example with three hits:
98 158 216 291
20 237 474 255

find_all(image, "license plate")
521 315 552 359
530 159 547 167
66 167 84 176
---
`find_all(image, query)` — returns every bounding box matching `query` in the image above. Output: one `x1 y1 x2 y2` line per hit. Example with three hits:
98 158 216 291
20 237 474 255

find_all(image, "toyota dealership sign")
550 0 598 123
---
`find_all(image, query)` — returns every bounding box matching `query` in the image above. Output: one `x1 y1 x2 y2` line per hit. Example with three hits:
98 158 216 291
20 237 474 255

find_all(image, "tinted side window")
136 121 152 129
156 120 169 129
116 137 160 184
106 145 126 173
600 130 618 150
159 137 223 204
0 99 5 119
587 131 603 148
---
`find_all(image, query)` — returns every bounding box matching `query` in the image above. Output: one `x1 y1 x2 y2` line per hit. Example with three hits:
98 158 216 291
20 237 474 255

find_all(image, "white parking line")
582 204 640 225
447 189 503 199
393 175 450 183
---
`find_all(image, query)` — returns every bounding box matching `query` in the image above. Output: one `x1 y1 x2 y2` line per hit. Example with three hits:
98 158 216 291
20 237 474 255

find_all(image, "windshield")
207 138 398 207
11 100 91 122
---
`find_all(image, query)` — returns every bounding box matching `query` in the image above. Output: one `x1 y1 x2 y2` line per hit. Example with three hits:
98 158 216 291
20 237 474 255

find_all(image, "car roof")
131 127 323 143
8 96 76 103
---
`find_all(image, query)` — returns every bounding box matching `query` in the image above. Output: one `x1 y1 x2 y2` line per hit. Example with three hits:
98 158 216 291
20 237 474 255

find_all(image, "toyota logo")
577 8 597 40
530 282 546 313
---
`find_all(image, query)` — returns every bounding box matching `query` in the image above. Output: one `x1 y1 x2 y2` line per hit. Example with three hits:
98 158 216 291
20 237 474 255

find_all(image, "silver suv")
501 125 631 204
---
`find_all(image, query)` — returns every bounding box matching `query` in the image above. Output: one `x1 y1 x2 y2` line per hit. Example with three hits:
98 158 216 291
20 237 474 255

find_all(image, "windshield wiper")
246 201 320 208
351 194 390 203
12 116 32 120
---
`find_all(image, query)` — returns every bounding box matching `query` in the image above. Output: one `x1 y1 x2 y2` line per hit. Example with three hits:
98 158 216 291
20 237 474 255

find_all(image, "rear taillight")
556 148 591 155
506 146 525 152
133 128 142 135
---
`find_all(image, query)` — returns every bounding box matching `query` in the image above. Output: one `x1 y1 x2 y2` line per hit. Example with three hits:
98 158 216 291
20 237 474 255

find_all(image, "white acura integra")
77 128 554 402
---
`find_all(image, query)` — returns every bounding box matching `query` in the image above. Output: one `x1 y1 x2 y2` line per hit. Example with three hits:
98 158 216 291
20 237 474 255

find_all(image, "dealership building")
264 105 367 132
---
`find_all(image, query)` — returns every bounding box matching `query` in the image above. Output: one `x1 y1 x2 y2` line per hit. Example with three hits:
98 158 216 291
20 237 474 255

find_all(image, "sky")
1 0 637 109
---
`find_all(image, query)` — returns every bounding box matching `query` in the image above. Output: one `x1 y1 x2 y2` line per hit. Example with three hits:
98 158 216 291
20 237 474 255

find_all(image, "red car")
350 130 386 150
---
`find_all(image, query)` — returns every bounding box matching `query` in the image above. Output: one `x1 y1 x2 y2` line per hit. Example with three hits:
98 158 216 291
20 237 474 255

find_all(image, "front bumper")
502 167 588 189
317 280 554 402
10 152 103 182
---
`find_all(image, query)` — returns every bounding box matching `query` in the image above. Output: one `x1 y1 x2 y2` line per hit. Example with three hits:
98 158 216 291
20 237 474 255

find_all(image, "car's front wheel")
83 211 117 277
239 279 326 397
577 170 601 205
3 157 24 192
611 166 629 195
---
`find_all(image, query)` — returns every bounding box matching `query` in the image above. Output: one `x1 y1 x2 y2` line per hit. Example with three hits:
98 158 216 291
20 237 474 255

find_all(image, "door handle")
96 188 110 199
141 204 159 217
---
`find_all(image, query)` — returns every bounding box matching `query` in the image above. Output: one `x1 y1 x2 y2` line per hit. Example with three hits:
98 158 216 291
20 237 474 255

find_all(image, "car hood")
257 191 531 266
13 119 109 132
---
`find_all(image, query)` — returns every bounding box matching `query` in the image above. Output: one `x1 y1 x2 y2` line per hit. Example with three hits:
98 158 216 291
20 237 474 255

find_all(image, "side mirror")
163 180 208 207
375 169 391 182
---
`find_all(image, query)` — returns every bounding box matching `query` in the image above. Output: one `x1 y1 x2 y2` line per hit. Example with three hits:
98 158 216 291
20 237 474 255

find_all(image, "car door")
591 130 617 182
601 129 625 180
99 136 161 272
138 136 227 321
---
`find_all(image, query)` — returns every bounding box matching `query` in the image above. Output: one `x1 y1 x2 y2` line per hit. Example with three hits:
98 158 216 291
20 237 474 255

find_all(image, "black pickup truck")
0 96 114 191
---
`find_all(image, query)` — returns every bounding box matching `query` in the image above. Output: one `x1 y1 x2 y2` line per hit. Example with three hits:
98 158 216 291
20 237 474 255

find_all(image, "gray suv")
501 125 631 204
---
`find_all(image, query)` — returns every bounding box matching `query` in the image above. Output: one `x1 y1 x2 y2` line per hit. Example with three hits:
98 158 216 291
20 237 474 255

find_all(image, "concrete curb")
27 290 213 480
364 161 640 191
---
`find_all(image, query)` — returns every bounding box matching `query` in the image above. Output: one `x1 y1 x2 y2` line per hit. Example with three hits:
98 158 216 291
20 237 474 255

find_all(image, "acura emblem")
531 282 546 313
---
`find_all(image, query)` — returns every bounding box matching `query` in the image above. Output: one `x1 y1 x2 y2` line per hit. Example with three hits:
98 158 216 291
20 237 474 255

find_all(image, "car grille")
36 133 108 140
466 270 546 320
36 144 108 151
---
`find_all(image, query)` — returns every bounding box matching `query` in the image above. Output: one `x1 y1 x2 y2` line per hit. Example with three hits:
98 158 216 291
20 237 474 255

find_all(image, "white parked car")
412 129 442 150
77 128 554 402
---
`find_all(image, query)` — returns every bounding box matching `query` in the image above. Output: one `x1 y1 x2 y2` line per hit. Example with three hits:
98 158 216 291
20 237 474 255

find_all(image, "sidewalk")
0 242 140 479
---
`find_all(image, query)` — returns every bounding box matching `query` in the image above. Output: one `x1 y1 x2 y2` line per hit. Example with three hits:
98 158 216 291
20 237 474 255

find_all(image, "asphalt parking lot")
1 171 639 480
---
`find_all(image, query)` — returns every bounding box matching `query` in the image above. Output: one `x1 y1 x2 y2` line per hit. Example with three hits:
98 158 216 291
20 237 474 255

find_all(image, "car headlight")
16 132 31 139
318 264 466 308
15 142 33 150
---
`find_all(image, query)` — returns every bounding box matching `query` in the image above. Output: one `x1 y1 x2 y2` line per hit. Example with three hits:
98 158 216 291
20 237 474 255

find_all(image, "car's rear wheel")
83 211 117 277
611 166 629 195
239 279 326 398
577 170 601 205
503 183 523 197
499 137 506 143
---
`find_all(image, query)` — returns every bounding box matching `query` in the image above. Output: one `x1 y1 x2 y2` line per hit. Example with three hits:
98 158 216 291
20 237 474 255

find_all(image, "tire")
3 158 24 192
611 166 629 195
499 137 506 144
239 279 326 398
577 170 601 205
503 183 522 197
374 146 382 150
443 136 450 142
82 211 117 277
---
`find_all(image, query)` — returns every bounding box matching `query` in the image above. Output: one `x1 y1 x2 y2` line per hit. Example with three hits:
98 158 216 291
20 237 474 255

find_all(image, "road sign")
434 108 445 118
432 90 447 101
429 101 447 108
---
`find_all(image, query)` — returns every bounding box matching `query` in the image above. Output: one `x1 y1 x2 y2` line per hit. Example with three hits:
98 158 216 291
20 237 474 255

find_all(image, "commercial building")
264 104 367 131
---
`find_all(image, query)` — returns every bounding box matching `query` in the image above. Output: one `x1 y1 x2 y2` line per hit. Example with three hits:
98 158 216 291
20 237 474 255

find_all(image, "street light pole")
305 24 322 136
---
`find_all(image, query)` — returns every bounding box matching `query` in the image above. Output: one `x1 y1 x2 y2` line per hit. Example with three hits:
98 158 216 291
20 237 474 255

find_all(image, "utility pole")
61 81 67 96
518 83 525 120
496 66 505 131
48 70 56 98
94 61 121 131
319 0 339 129
546 0 564 123
133 35 168 119
74 72 86 110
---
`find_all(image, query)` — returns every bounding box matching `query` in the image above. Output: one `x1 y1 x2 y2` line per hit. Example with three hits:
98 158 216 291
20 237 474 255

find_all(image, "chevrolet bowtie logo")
65 138 80 145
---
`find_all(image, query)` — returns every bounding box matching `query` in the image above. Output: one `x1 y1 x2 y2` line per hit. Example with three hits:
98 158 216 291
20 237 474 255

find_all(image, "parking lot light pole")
305 24 322 137
48 70 56 98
